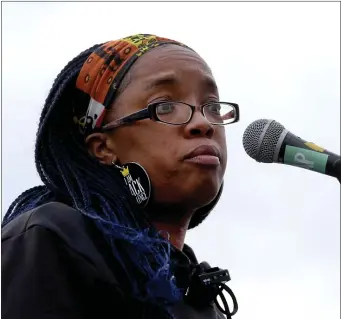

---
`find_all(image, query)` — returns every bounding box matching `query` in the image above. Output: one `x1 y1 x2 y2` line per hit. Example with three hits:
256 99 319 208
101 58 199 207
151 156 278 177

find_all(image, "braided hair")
2 44 182 315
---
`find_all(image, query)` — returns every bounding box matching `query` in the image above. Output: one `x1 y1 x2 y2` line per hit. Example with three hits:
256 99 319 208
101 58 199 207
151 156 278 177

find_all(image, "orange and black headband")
74 34 189 136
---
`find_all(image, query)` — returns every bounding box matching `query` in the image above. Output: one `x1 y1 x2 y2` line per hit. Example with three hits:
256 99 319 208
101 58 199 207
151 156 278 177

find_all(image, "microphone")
242 119 341 182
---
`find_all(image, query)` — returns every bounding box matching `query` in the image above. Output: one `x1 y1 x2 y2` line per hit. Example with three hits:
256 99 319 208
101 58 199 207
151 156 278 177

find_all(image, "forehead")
128 44 215 86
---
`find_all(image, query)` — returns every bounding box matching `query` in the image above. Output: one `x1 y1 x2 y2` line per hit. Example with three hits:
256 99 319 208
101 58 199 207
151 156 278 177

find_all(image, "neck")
152 220 190 250
146 205 194 250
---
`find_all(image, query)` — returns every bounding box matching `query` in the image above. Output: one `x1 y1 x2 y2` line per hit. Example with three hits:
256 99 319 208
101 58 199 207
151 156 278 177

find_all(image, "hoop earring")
113 161 151 207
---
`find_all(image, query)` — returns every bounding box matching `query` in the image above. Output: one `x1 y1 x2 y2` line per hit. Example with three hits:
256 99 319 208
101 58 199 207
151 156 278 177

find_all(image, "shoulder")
2 202 102 265
2 202 85 241
2 201 121 286
2 203 125 318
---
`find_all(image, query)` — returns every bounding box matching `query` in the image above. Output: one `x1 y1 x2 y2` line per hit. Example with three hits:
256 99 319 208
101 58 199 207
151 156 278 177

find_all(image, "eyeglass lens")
155 102 236 125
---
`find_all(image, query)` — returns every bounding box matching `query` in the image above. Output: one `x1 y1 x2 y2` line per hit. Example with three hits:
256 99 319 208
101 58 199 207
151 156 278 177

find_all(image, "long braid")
2 43 182 315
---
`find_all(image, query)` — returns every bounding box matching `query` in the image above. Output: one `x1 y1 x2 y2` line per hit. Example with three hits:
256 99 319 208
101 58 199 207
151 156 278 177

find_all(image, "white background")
2 2 340 319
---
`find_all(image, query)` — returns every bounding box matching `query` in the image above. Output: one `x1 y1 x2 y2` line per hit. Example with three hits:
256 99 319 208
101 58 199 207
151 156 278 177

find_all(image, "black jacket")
2 202 226 319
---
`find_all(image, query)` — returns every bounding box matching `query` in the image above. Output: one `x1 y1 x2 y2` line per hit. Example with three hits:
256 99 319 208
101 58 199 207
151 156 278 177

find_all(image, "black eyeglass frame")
101 101 240 132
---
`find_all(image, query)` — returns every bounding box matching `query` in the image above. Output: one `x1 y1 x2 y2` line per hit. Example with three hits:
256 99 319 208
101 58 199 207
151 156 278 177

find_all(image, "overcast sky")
2 2 340 319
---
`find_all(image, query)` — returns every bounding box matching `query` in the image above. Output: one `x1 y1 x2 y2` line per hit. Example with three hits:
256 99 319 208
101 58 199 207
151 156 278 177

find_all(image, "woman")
2 34 240 319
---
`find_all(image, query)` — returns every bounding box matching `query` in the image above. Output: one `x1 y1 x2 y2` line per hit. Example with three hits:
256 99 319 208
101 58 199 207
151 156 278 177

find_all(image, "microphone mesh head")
243 119 285 163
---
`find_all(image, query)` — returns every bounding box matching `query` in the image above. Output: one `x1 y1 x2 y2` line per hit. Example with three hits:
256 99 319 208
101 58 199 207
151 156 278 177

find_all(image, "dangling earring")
112 161 151 207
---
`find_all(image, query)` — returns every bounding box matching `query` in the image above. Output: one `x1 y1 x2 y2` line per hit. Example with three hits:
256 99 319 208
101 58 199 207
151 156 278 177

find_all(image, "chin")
187 178 222 209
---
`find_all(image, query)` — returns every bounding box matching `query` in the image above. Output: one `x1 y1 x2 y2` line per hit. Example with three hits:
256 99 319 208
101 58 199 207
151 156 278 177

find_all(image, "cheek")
143 130 180 178
221 137 228 167
113 125 179 172
216 128 228 163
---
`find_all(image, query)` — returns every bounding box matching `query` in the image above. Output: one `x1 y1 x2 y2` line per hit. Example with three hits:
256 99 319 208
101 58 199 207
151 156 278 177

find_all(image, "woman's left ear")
85 133 117 165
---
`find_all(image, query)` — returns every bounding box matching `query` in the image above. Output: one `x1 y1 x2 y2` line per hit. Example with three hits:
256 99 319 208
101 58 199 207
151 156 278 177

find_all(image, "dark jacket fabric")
2 202 226 319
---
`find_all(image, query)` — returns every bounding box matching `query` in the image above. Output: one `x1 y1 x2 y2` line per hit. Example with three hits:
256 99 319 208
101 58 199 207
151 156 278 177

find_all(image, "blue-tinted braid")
2 43 182 315
3 185 51 226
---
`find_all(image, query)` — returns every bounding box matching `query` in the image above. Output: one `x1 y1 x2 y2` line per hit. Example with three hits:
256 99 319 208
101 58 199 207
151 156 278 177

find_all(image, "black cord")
214 283 238 318
185 262 238 318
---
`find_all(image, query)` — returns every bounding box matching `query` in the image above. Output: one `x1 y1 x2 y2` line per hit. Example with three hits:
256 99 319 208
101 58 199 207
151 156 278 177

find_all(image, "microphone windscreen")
243 119 285 163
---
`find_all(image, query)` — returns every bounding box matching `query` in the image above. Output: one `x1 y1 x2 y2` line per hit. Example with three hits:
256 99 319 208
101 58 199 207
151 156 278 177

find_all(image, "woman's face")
89 45 227 212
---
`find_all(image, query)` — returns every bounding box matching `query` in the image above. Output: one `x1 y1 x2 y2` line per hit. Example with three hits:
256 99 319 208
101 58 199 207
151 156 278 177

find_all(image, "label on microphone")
284 146 329 173
304 142 325 153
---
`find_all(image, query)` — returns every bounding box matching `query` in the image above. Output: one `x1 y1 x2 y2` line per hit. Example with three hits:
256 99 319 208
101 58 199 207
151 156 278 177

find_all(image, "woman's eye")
157 103 175 114
207 103 221 114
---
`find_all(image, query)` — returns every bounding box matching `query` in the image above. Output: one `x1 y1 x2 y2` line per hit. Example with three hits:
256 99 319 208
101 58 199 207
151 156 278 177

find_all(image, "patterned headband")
73 34 188 136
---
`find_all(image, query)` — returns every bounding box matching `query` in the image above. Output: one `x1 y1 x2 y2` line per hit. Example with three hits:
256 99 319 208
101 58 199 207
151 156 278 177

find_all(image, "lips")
183 145 221 161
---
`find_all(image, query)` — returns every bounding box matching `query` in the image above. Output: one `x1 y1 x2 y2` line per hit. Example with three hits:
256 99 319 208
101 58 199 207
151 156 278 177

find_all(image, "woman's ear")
85 133 117 165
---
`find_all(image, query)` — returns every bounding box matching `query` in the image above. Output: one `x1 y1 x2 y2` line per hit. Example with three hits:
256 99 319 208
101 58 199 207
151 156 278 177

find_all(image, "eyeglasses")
101 101 240 131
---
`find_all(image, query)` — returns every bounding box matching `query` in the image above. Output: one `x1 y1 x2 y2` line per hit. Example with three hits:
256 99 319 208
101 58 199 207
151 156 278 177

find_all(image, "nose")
184 108 215 138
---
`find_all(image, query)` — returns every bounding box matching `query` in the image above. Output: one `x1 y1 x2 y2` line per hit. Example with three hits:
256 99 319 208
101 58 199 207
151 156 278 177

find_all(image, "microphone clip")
185 262 238 318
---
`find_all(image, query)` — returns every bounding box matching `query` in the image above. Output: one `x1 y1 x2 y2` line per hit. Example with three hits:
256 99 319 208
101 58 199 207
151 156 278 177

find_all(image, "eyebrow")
203 75 219 93
143 73 178 91
143 72 219 93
